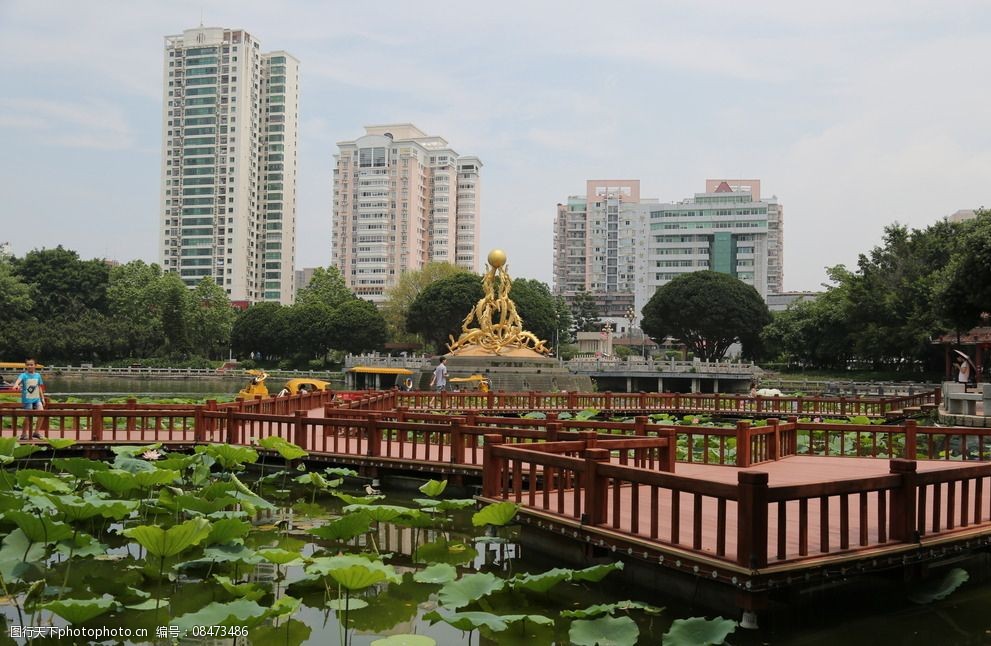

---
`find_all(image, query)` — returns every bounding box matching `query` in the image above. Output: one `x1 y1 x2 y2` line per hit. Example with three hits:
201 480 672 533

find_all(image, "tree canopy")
296 266 355 309
406 273 484 354
570 290 601 333
381 263 467 345
641 271 771 362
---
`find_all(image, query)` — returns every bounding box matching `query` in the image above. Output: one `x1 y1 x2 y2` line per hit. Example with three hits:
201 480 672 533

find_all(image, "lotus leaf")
0 529 45 579
44 438 77 451
122 517 212 558
56 533 107 558
213 575 266 601
412 563 458 584
908 567 970 604
570 615 640 646
42 595 117 624
662 616 737 646
259 436 309 461
199 543 263 565
501 614 555 626
522 411 547 419
113 455 158 474
371 636 436 646
306 555 401 591
24 474 73 494
511 567 573 593
326 597 369 611
111 443 163 457
125 599 163 611
413 498 475 511
172 599 269 631
343 504 412 523
571 561 623 582
195 444 259 470
52 495 138 522
418 479 447 497
575 408 600 421
436 572 505 609
206 518 252 545
257 548 304 566
3 510 73 544
424 608 508 631
562 600 664 618
309 513 371 542
471 501 519 527
12 444 44 459
332 491 385 505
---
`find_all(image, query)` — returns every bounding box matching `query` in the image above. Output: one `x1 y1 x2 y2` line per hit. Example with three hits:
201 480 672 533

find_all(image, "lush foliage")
763 214 991 371
0 439 671 645
406 273 485 353
381 263 468 346
642 271 771 361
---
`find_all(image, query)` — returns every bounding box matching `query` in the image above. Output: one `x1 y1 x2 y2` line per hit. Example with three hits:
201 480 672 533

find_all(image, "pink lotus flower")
142 450 162 461
691 417 700 424
813 417 822 423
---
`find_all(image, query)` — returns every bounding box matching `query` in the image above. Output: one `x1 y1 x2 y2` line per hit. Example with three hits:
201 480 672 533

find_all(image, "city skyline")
1 1 989 293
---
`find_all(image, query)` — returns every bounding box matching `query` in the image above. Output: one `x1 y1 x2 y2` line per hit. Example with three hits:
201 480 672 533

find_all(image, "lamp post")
625 306 636 359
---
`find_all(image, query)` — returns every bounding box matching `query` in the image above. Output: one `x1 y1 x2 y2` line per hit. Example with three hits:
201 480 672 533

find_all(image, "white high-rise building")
159 27 299 305
332 124 482 302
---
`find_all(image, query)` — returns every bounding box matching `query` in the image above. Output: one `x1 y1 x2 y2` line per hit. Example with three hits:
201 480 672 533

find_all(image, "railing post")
194 405 205 444
889 458 919 542
736 420 752 467
934 387 942 407
226 407 236 445
367 418 382 458
92 405 104 442
605 392 613 413
737 471 769 568
450 418 464 465
546 421 561 443
767 418 780 461
294 410 307 450
903 419 918 460
583 447 611 526
662 427 676 472
580 429 597 449
482 434 505 498
634 415 647 437
126 398 136 435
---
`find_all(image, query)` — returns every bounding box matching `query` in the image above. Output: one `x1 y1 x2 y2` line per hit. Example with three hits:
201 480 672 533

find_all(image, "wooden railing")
481 438 991 567
389 389 939 418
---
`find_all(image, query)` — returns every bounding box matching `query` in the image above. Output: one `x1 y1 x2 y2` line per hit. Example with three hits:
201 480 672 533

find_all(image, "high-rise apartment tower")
332 124 481 302
159 27 299 304
554 179 784 318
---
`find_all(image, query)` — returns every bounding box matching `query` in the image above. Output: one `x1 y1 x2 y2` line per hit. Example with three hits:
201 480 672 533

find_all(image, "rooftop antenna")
199 8 204 27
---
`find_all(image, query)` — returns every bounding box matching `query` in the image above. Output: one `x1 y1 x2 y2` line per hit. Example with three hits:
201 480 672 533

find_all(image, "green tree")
12 246 110 318
641 271 771 362
570 290 601 333
285 302 335 360
382 262 466 344
160 274 190 356
329 300 387 354
503 278 557 345
407 273 484 354
106 261 168 357
553 296 574 345
0 259 34 354
296 267 355 309
187 278 237 359
938 211 991 334
231 302 289 359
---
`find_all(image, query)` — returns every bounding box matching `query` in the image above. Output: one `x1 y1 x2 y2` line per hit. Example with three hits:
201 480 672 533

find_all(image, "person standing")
14 358 45 440
958 357 973 391
429 357 448 392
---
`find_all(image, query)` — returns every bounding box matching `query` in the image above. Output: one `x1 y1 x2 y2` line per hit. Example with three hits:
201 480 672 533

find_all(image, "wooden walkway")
3 387 990 611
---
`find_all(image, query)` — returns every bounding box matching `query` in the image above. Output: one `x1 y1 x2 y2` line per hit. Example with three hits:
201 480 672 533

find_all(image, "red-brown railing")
389 389 939 419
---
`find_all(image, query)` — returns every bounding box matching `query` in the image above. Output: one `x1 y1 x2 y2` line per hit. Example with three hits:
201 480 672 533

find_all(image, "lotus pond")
0 436 737 646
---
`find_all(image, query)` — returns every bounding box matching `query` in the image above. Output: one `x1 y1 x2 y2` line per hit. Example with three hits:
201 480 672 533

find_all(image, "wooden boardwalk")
3 387 990 613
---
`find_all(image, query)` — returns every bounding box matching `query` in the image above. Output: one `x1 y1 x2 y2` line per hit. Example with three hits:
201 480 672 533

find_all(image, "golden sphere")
487 249 507 268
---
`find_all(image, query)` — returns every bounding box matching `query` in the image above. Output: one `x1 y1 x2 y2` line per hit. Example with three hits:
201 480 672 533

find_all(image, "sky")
1 0 989 292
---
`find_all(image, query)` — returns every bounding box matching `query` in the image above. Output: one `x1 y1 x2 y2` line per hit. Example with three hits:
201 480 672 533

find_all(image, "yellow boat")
238 370 333 399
